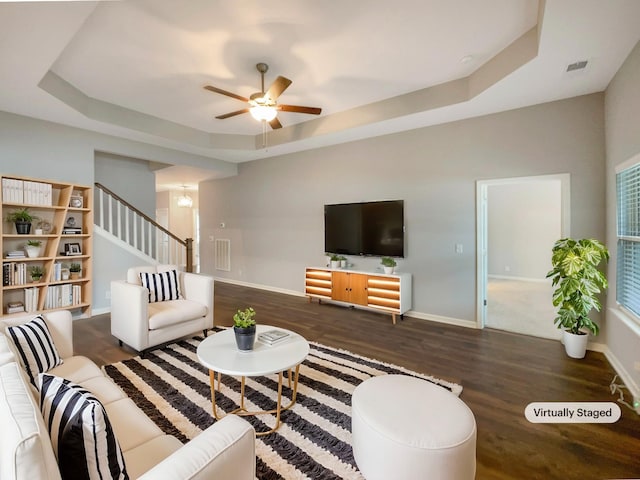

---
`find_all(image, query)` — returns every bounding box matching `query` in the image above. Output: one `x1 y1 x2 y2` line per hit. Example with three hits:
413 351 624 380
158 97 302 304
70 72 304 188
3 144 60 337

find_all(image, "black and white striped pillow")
7 315 62 386
39 373 128 480
139 270 181 303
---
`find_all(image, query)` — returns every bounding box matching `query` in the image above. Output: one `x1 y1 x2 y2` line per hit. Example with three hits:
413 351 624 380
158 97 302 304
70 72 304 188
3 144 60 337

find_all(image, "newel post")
185 238 194 273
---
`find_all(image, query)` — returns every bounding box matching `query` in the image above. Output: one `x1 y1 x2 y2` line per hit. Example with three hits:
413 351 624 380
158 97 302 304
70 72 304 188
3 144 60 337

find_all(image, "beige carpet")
487 277 560 340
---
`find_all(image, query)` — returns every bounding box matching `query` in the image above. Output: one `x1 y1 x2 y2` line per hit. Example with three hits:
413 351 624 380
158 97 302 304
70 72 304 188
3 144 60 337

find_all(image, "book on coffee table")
258 329 290 346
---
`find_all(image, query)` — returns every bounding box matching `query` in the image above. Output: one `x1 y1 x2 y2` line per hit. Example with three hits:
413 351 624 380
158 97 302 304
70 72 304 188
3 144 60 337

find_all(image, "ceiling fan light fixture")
250 104 278 122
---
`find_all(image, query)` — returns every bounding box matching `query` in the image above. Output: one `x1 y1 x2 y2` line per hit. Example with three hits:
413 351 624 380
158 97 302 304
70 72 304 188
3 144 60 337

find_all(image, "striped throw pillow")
139 270 182 303
39 374 128 480
7 315 62 386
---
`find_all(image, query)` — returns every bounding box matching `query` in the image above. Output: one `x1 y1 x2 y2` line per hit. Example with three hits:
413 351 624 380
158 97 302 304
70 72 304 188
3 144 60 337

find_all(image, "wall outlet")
455 244 463 254
504 265 511 272
105 290 111 300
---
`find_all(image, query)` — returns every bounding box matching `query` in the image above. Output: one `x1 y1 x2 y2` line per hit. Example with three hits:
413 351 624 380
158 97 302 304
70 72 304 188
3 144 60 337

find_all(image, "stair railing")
94 183 193 272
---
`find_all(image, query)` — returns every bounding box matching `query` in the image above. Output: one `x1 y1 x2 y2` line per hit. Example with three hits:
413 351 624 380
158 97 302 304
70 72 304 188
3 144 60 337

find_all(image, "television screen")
324 200 404 257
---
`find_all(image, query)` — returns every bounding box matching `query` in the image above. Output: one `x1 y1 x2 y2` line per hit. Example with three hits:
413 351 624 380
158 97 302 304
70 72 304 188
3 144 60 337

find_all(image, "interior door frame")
475 173 571 328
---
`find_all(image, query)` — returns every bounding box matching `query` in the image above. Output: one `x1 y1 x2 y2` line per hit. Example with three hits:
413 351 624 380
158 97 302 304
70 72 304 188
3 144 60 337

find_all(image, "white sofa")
0 310 255 480
111 265 214 353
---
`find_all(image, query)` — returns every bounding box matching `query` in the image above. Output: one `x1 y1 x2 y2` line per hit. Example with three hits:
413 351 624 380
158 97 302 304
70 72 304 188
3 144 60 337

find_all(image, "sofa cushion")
0 363 61 480
104 398 165 452
148 299 208 330
123 435 183 479
39 374 128 480
0 334 16 366
7 315 62 386
140 270 182 303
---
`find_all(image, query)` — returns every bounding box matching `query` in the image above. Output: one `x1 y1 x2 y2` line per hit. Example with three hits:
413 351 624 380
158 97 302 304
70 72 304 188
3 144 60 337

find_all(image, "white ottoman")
351 374 476 480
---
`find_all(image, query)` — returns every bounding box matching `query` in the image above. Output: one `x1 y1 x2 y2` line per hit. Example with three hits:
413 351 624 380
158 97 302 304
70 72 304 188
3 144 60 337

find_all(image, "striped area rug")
103 333 462 480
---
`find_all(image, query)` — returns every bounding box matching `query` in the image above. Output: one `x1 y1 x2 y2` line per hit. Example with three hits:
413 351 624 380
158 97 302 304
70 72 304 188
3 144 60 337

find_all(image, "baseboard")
404 311 478 329
214 277 305 298
90 306 111 316
488 274 549 283
604 346 640 399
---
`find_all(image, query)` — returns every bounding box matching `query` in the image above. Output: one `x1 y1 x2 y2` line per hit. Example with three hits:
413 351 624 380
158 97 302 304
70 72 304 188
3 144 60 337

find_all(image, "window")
616 160 640 320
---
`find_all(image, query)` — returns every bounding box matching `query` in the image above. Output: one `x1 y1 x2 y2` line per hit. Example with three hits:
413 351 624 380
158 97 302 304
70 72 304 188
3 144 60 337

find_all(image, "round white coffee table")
197 325 309 435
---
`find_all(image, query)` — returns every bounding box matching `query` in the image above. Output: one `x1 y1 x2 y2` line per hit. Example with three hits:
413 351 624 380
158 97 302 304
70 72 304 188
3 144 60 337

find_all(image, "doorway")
476 174 570 339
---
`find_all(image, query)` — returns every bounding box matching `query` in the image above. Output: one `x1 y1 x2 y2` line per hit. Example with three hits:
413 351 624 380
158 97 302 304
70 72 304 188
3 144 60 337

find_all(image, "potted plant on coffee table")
381 257 397 274
233 307 257 351
546 238 609 359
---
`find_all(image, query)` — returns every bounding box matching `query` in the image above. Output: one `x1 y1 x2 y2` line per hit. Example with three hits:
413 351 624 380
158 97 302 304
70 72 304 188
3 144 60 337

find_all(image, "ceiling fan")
204 62 322 129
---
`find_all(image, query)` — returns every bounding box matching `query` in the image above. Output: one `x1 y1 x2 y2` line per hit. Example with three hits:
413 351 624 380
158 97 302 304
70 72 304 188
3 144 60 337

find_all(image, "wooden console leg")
392 313 397 325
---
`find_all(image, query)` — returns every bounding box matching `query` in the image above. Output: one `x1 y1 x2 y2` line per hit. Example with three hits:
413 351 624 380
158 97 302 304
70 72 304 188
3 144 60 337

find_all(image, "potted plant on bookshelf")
5 208 35 235
28 265 44 283
381 257 397 274
546 238 609 359
69 263 82 280
233 307 257 351
24 239 42 258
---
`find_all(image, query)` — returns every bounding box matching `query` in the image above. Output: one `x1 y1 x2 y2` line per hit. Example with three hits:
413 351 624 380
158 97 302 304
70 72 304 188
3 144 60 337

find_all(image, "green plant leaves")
547 237 609 336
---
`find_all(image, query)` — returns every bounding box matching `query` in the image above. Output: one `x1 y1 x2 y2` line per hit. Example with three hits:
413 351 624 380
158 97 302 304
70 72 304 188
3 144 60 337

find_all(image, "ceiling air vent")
566 60 588 72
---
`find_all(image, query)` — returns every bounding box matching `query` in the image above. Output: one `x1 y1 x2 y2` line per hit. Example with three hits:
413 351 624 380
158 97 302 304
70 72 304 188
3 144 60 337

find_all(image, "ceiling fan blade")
266 76 292 101
269 117 283 129
278 104 322 115
215 108 249 119
204 85 249 103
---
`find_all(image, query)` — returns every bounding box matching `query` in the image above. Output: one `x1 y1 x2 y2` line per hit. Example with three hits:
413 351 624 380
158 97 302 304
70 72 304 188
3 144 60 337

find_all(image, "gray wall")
0 110 236 315
488 180 561 279
199 94 605 324
95 152 157 218
605 40 640 394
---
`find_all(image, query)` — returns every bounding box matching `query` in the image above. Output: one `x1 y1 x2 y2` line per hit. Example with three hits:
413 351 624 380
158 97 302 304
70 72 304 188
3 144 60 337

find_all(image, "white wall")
199 94 605 324
488 180 561 279
604 39 640 395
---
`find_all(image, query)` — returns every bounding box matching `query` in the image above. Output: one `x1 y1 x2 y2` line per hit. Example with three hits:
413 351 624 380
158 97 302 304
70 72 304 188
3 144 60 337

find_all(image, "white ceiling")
1 0 640 189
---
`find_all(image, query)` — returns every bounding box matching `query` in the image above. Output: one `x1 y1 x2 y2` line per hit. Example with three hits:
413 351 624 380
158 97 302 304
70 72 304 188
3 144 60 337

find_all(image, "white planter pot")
383 266 395 274
330 260 340 269
562 330 588 359
340 260 347 268
24 245 41 258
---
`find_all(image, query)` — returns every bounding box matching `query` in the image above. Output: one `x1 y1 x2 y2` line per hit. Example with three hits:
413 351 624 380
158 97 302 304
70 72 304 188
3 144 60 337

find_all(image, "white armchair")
111 265 214 353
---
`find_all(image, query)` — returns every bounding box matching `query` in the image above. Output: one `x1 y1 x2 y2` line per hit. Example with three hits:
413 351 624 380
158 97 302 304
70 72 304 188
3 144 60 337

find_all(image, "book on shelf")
258 329 291 346
6 300 25 314
2 178 52 206
62 228 82 235
24 287 39 313
5 251 26 259
3 262 27 286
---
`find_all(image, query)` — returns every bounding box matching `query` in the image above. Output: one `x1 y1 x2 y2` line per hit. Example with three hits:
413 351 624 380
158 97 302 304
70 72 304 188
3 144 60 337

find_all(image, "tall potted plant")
546 238 609 358
233 307 257 351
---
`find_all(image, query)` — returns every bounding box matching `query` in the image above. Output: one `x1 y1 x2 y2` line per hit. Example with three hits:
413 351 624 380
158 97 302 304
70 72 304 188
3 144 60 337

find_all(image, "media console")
304 267 412 324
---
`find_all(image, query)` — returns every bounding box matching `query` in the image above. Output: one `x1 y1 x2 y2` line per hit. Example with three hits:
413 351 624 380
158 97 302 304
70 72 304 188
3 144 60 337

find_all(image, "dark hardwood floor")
74 282 640 480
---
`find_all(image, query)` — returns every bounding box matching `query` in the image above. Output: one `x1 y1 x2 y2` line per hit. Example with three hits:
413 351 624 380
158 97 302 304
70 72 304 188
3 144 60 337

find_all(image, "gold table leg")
207 363 302 435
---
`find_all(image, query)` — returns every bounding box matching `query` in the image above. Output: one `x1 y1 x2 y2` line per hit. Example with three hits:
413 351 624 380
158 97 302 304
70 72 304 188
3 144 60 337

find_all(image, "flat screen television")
324 200 404 257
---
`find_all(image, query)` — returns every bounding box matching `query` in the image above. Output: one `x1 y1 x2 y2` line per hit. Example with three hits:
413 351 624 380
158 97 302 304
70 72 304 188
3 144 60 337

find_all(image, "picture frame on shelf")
65 243 82 256
69 194 83 208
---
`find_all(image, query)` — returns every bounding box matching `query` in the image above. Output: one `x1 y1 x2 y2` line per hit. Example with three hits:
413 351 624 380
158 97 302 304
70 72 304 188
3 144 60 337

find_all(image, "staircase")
94 183 193 272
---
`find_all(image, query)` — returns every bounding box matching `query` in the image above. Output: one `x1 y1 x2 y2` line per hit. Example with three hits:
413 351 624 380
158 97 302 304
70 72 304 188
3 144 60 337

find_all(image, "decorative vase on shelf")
24 246 40 258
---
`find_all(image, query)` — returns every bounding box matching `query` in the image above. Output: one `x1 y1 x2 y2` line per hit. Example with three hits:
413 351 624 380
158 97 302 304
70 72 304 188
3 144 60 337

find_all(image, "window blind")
616 162 640 319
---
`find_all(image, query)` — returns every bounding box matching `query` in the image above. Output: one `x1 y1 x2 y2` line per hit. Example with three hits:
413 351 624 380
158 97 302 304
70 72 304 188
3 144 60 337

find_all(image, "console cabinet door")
331 272 368 305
